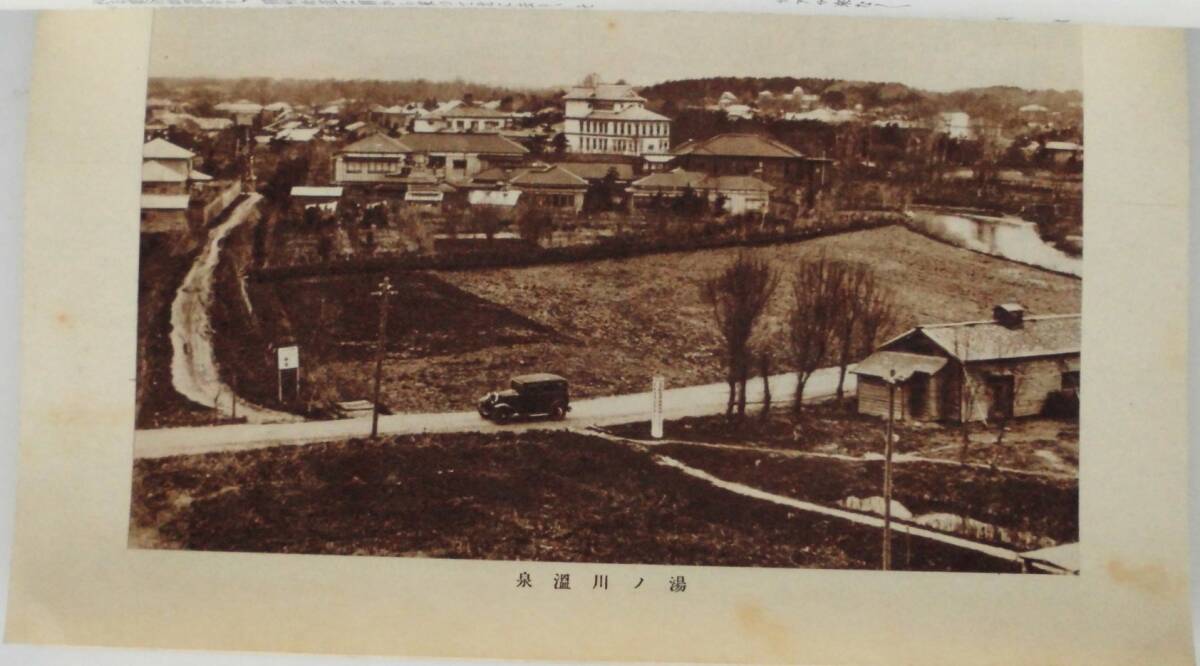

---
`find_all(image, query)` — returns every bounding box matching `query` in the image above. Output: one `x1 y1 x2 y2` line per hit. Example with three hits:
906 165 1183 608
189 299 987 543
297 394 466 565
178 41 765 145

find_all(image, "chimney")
993 303 1026 328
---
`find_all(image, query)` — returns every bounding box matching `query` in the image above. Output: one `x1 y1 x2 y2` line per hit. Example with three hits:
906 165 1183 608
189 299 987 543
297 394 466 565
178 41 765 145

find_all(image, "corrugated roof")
885 314 1081 363
143 138 194 160
852 351 948 382
671 133 805 159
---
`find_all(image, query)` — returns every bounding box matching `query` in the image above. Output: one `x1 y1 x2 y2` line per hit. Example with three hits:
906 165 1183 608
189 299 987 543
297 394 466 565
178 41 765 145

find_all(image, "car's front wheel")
549 403 566 421
493 407 514 424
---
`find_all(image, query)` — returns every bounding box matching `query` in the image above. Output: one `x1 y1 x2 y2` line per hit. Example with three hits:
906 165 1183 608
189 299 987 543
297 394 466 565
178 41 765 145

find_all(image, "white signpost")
276 345 300 402
651 376 665 439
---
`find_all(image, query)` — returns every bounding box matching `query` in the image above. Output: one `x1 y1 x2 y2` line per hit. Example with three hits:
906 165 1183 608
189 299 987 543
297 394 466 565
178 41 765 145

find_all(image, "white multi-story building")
562 84 671 156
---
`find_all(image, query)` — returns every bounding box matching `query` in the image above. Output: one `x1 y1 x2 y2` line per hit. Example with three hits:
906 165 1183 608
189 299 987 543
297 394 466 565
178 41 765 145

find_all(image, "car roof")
511 373 568 385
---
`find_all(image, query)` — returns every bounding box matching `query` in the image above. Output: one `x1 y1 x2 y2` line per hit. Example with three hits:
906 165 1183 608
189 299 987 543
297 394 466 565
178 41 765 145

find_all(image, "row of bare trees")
702 251 895 424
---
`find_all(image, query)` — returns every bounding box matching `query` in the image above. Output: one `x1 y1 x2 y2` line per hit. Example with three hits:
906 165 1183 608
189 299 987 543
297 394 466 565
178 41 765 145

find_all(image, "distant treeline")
146 77 564 113
641 77 1083 126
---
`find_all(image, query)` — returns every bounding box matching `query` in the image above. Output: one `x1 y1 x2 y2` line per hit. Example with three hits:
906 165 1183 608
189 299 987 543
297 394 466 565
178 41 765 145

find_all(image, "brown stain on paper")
1106 560 1178 599
735 603 792 658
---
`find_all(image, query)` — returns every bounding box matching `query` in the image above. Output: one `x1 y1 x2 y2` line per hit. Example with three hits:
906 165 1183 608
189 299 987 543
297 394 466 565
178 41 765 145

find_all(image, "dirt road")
169 193 300 425
134 366 853 458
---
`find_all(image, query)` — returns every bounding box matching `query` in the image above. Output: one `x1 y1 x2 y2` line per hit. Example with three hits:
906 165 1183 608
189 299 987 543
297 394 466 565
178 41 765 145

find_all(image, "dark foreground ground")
606 406 1079 549
130 430 1022 572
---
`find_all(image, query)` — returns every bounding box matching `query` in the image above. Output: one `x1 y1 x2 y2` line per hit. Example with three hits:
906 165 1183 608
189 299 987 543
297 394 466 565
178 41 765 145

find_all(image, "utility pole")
883 369 896 571
370 276 397 439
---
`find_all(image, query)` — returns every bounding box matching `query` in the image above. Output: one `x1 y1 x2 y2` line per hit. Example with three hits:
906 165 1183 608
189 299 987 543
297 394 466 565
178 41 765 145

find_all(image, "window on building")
452 158 467 170
1061 370 1081 391
428 155 446 168
347 160 363 173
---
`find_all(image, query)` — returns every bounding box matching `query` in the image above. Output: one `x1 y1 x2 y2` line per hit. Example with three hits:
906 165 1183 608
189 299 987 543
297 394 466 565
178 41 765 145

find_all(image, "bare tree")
701 253 779 421
788 254 846 416
833 265 896 404
758 351 772 422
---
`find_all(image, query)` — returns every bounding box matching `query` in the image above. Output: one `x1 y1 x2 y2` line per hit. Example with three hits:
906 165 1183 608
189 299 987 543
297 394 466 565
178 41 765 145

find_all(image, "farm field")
129 429 1021 572
226 225 1082 416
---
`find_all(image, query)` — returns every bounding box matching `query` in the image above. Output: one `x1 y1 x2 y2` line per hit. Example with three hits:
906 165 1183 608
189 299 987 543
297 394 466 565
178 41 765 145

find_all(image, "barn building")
853 305 1080 423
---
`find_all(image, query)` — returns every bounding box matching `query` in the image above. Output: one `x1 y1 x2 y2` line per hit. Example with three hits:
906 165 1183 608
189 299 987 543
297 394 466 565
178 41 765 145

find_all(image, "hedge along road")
169 193 301 425
133 367 854 459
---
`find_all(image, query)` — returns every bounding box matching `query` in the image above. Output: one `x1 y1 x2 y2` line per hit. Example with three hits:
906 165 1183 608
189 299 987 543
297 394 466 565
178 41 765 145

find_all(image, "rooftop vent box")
993 303 1026 328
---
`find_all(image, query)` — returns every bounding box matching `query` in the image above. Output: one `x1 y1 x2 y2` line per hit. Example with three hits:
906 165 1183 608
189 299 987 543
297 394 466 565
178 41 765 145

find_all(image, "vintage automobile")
477 373 571 423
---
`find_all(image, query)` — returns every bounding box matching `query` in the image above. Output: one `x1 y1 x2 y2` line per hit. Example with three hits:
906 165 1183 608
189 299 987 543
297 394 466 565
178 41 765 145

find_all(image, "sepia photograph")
129 9 1084 575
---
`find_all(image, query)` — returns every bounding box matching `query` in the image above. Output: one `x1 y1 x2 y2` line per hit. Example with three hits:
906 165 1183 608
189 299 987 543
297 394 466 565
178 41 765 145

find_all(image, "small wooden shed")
853 305 1080 423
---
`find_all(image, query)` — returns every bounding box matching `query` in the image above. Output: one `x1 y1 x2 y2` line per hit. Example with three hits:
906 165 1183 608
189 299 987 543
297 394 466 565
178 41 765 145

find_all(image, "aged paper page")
4 9 1193 664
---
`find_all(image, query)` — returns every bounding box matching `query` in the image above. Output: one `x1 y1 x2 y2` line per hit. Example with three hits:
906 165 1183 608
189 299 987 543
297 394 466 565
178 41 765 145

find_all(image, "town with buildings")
133 40 1083 575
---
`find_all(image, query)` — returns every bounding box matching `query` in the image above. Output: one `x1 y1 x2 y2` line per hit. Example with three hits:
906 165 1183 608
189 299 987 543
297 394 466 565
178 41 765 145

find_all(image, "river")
907 208 1082 278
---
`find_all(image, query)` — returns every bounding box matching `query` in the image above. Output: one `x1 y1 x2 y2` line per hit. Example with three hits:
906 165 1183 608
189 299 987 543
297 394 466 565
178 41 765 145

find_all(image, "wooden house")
853 305 1080 423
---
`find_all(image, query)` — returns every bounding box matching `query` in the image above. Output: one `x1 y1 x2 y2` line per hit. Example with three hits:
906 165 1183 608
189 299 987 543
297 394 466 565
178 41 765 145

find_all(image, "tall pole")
370 276 397 439
883 370 896 571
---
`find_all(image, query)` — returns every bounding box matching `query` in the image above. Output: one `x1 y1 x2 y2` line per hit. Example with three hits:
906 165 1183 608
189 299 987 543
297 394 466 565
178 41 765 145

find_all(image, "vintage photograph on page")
131 9 1083 575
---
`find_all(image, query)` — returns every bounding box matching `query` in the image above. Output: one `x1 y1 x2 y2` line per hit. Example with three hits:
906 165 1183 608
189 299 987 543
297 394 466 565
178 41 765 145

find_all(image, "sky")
149 9 1082 92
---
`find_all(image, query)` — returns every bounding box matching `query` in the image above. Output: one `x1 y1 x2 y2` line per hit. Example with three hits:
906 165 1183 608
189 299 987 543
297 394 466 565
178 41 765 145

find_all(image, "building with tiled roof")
563 83 671 157
556 161 636 183
628 168 774 215
853 305 1081 422
334 132 528 185
469 163 588 213
412 104 516 133
669 133 833 192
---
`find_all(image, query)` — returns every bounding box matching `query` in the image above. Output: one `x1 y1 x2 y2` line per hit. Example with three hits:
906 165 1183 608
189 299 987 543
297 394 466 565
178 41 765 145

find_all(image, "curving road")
169 193 301 425
135 367 854 459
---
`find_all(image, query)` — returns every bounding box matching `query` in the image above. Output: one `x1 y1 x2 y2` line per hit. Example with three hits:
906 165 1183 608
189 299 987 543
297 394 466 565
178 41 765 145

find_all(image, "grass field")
129 429 1022 572
228 225 1082 415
